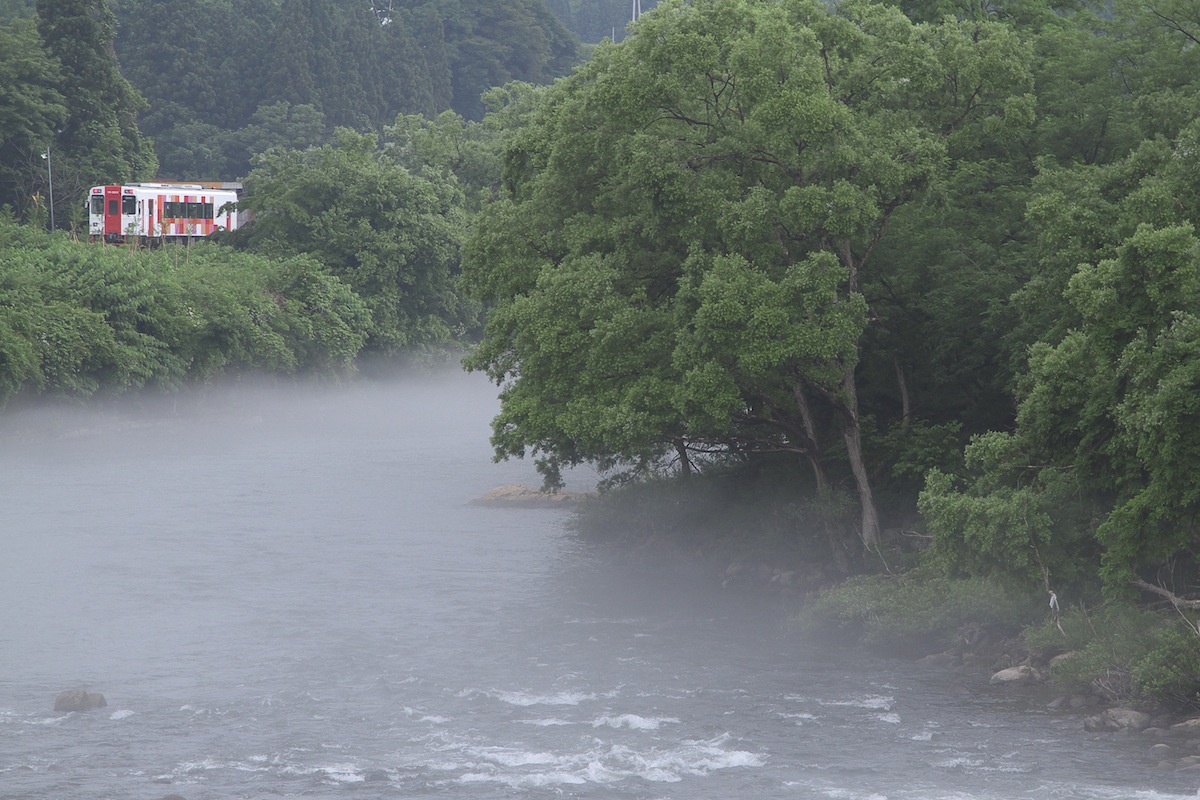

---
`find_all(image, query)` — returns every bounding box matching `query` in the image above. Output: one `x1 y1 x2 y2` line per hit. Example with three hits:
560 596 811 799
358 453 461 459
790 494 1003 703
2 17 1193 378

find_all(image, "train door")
103 185 122 242
137 194 161 245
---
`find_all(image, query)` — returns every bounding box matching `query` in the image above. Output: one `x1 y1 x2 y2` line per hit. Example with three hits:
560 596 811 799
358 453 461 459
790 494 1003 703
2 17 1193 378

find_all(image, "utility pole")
632 0 642 21
42 145 54 231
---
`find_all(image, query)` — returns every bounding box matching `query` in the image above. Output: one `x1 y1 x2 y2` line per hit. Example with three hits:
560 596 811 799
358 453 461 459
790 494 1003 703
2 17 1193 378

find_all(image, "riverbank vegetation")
0 213 369 405
4 0 1200 711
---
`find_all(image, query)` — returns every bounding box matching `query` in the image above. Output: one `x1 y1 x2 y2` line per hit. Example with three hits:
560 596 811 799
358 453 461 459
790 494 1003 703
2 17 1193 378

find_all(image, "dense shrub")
799 569 1044 652
1026 604 1200 709
1133 624 1200 709
0 219 370 405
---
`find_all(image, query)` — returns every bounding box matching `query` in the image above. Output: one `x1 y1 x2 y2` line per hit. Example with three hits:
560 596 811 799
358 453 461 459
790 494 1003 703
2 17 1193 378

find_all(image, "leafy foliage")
36 0 157 202
236 129 473 353
1026 605 1200 709
464 0 1032 554
922 116 1200 598
0 17 65 220
0 0 156 223
0 215 369 406
799 569 1043 651
1132 624 1200 710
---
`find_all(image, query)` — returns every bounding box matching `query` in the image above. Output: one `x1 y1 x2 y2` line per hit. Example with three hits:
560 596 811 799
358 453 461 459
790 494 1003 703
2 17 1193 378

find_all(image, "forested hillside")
0 0 578 198
109 0 578 179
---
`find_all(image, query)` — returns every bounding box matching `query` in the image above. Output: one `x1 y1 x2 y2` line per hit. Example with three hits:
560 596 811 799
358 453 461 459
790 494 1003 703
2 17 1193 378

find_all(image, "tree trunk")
674 438 692 477
840 367 881 549
791 380 829 492
833 239 883 550
893 354 911 430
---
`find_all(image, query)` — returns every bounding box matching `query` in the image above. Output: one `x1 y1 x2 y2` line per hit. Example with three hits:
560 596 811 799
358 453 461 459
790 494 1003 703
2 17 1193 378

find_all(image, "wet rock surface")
53 687 106 713
919 634 1200 773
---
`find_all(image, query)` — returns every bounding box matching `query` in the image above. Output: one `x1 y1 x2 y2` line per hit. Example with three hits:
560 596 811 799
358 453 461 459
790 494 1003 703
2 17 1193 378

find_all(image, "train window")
108 200 118 216
91 197 103 215
122 195 136 215
162 200 216 219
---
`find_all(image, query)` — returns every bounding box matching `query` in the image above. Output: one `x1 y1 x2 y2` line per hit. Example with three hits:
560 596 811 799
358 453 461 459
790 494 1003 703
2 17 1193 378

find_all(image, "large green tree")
465 0 1030 551
237 129 471 352
36 0 156 210
0 17 66 219
921 116 1200 599
919 0 1200 599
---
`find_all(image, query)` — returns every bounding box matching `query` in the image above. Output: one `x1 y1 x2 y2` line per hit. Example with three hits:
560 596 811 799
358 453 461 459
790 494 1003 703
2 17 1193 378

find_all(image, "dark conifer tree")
399 3 452 113
0 17 66 217
35 0 155 219
263 0 322 109
217 0 277 129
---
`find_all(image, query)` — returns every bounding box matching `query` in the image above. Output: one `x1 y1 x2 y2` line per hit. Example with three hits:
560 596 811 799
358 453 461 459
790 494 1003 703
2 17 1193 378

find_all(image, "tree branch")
1132 578 1200 609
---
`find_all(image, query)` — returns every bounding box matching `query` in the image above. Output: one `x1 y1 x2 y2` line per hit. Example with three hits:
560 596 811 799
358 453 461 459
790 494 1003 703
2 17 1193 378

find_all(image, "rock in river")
54 687 107 712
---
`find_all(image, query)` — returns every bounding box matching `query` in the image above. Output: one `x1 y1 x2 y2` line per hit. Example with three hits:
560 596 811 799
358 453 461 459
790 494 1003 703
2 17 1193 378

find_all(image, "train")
87 182 244 245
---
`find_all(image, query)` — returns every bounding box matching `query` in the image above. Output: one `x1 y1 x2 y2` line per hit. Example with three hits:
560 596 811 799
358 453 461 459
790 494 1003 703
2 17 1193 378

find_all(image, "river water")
1 370 1196 800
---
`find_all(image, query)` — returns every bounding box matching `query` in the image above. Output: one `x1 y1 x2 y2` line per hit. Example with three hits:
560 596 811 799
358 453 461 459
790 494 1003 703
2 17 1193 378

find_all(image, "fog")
1 370 1194 799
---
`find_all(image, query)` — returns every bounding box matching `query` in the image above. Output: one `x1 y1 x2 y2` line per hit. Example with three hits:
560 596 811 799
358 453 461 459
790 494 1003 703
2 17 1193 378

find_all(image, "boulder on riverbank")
989 664 1043 686
472 484 595 508
1139 717 1200 771
1171 717 1200 733
53 687 107 712
1084 707 1152 732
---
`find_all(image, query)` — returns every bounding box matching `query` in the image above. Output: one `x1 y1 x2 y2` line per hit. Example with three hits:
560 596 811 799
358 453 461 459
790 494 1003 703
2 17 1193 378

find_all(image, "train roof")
128 182 243 191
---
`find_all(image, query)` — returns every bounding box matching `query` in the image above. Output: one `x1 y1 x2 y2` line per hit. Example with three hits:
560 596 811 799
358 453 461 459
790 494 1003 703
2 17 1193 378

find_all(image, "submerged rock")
1083 707 1151 732
53 687 107 712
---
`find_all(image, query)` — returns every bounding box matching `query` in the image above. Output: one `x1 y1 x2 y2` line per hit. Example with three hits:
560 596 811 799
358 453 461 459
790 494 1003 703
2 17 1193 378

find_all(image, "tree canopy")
464 0 1031 550
0 0 155 221
0 212 370 404
235 129 474 353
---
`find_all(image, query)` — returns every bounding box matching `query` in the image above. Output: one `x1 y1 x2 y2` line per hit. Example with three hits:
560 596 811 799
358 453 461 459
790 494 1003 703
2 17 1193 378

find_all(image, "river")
0 370 1196 800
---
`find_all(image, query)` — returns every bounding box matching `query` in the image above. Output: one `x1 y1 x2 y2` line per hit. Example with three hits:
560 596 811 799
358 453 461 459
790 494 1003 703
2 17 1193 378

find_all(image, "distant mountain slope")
107 0 579 179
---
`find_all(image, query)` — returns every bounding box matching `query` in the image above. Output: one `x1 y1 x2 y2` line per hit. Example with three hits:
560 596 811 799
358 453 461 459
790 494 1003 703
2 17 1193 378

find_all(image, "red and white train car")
87 183 242 245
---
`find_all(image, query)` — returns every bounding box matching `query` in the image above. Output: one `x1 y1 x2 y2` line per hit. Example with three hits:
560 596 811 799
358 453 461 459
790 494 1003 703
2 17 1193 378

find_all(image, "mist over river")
1 370 1197 799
